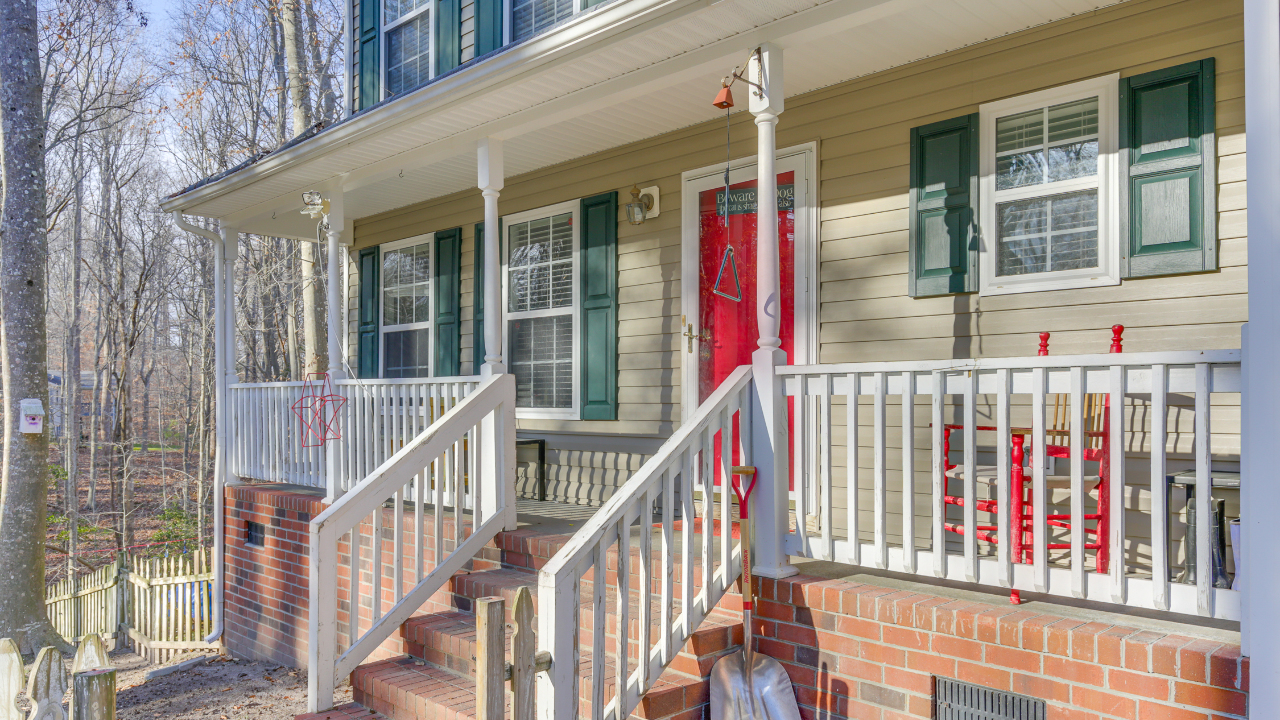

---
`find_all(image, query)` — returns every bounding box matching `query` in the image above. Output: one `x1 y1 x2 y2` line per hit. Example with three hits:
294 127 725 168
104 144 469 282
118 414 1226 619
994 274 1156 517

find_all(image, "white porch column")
478 138 516 529
748 43 797 579
1243 0 1278 696
479 138 505 375
326 191 347 381
324 192 347 502
211 223 238 644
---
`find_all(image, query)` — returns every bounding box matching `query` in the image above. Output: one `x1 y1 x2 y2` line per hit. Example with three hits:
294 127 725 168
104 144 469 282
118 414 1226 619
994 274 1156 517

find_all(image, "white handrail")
782 351 1242 620
537 365 754 720
307 373 516 713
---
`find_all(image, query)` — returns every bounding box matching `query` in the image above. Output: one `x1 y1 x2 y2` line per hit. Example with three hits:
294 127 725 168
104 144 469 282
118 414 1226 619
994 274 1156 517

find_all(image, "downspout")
172 211 229 645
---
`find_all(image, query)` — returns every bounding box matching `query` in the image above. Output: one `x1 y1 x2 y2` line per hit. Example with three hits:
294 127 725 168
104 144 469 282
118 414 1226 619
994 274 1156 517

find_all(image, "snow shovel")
709 466 803 720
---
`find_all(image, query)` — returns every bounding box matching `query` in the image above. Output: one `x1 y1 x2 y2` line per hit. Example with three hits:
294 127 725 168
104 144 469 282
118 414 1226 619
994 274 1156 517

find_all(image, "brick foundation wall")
223 484 514 670
224 485 325 668
753 575 1248 720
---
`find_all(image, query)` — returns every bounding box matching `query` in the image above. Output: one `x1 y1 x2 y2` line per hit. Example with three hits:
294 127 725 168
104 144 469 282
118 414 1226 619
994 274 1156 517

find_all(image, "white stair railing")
780 349 1242 619
536 365 754 720
333 376 482 494
307 373 516 713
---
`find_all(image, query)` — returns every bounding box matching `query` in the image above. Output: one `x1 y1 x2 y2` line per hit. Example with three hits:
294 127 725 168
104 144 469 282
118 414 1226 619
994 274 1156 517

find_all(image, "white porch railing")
536 365 754 720
228 376 481 494
307 373 516 713
781 350 1242 620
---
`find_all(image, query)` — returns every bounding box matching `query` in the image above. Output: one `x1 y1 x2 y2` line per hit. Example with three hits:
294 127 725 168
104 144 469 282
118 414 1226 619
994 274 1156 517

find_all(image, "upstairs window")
385 0 431 96
512 0 574 42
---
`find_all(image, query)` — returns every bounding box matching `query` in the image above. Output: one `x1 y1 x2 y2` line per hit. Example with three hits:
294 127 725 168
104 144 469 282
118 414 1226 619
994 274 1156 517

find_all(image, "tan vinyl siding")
351 0 1246 510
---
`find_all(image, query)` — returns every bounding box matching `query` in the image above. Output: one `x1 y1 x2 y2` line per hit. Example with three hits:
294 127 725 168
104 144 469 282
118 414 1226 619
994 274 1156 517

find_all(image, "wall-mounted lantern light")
625 185 660 225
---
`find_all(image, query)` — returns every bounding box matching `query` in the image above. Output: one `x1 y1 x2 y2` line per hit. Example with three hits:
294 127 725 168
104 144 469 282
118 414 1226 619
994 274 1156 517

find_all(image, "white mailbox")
19 399 44 434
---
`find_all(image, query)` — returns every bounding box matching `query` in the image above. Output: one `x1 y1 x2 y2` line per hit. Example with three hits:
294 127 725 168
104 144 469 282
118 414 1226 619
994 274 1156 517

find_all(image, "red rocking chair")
942 326 1123 603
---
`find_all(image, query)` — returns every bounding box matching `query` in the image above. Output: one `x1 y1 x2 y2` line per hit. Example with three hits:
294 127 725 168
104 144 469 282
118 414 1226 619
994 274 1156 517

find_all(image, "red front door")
695 171 797 485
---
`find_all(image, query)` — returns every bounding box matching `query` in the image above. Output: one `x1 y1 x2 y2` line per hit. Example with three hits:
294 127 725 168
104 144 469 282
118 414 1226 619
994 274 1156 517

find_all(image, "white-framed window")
502 200 580 419
383 0 433 98
511 0 574 42
979 74 1120 295
380 234 434 378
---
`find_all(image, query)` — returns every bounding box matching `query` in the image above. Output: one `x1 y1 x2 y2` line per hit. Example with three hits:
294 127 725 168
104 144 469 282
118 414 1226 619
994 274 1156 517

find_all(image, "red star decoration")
292 372 347 448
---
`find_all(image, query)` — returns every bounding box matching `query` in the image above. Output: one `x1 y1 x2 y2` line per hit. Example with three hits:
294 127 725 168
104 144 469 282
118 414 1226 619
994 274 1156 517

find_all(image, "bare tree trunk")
301 240 324 374
0 0 67 652
304 0 337 122
280 0 314 137
65 124 85 578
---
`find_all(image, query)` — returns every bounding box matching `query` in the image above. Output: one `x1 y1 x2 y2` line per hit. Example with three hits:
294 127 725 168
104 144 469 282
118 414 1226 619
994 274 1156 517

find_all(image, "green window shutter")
580 192 618 421
472 222 492 371
475 0 502 56
357 0 379 110
357 245 380 378
908 113 979 297
434 228 463 376
436 0 461 74
1120 58 1217 278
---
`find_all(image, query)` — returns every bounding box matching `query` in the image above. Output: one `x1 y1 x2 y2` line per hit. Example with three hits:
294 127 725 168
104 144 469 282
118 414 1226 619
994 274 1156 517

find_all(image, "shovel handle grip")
730 467 756 623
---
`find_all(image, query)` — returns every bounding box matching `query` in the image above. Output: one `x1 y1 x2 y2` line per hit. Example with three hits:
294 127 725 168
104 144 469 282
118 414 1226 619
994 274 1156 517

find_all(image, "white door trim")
680 141 818 423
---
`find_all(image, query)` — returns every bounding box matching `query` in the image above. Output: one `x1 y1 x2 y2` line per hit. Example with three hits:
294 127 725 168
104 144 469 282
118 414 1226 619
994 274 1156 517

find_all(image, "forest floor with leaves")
14 649 353 719
112 650 354 719
44 444 210 584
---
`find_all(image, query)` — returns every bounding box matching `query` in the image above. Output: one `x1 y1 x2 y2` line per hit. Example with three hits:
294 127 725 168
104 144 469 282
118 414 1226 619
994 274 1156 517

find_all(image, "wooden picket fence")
125 551 215 662
46 559 123 644
45 549 215 663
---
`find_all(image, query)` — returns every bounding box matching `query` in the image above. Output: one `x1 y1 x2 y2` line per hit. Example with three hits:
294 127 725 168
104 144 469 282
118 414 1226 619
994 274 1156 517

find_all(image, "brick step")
400 605 743 680
347 639 733 720
295 702 388 720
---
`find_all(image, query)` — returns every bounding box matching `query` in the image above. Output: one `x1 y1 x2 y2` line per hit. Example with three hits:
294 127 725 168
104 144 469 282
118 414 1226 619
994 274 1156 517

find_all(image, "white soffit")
172 0 1126 236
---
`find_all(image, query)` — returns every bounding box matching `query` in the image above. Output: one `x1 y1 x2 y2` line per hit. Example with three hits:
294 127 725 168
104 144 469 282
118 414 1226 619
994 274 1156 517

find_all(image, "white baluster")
962 369 977 583
1070 365 1086 599
995 368 1012 590
1032 367 1048 593
848 372 861 566
873 372 887 569
1195 363 1212 616
1108 364 1127 605
901 371 915 573
1151 364 1169 611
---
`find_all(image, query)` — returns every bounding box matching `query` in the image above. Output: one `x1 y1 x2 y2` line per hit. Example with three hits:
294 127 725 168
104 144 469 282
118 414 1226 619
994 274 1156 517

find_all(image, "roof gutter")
172 211 228 645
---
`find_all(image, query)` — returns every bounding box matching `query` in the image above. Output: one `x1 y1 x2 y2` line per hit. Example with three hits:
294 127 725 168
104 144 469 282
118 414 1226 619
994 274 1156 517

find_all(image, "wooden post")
26 647 69 720
475 596 505 720
72 634 109 675
70 670 115 720
0 639 21 720
510 588 534 720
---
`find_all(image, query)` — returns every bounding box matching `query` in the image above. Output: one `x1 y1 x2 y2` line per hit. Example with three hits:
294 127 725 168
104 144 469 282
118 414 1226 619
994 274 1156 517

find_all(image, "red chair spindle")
1110 324 1124 353
1038 332 1050 356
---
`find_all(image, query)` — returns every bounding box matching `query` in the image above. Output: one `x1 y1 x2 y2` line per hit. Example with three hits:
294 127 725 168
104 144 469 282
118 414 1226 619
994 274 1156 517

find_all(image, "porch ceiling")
161 0 1126 239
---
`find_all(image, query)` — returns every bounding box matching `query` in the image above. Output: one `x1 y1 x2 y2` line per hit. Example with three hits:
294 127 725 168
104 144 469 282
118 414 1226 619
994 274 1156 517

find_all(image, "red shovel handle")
730 466 758 519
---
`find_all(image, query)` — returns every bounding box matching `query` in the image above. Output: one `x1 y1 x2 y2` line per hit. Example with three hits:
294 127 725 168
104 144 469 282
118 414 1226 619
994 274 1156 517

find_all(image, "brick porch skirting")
752 576 1247 720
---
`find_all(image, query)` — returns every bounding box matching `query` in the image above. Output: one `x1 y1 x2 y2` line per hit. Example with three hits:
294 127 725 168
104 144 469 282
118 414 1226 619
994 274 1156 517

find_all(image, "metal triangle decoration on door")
713 244 743 302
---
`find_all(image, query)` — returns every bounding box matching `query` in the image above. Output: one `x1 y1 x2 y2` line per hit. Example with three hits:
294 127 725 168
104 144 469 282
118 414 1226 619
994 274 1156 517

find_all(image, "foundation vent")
934 677 1045 720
